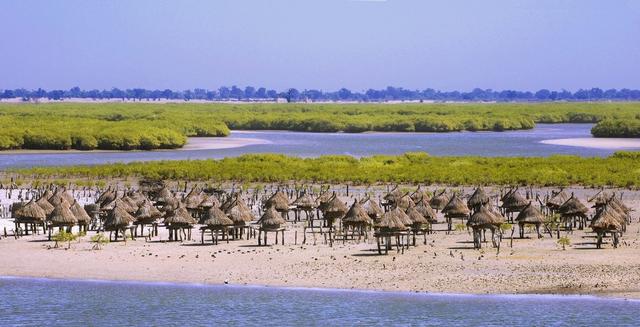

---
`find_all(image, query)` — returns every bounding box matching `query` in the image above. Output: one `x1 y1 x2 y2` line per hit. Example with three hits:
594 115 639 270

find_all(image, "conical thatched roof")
128 192 148 207
467 187 490 209
135 200 163 223
53 188 75 204
376 208 408 231
429 190 450 210
590 206 623 232
406 206 429 226
164 205 197 226
343 201 372 227
104 204 136 230
70 200 91 224
546 189 569 210
396 194 415 210
199 194 220 209
442 194 470 217
264 190 290 211
588 190 613 206
322 194 348 214
48 192 67 206
414 199 437 223
292 193 317 210
316 191 334 207
48 201 77 226
501 189 528 211
121 196 139 212
226 200 254 224
516 202 545 224
467 205 495 228
360 197 384 219
16 200 47 222
41 189 54 201
96 189 116 206
161 195 180 213
201 207 234 227
154 187 173 204
36 196 55 215
410 186 431 203
184 188 203 210
559 195 589 217
258 206 286 230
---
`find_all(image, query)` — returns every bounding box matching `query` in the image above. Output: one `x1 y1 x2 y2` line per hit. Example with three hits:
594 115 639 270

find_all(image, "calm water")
0 277 638 326
0 124 633 169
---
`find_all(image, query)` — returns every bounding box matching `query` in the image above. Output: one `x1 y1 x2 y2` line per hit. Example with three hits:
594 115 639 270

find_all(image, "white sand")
181 137 270 150
541 138 640 149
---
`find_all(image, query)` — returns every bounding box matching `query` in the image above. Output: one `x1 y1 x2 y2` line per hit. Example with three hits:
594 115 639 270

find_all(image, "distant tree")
535 89 550 100
255 87 267 98
244 86 256 99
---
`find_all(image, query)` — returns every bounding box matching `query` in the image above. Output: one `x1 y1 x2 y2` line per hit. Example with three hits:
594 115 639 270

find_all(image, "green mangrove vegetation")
14 151 640 188
1 102 639 150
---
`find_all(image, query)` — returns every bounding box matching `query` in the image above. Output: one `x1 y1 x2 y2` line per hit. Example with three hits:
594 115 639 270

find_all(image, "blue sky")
1 0 639 91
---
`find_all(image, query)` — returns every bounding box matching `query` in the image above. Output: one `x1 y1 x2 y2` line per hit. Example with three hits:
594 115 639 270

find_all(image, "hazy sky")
1 0 639 91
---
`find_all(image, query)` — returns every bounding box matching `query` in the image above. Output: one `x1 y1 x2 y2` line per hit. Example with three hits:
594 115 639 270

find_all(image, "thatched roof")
501 189 529 211
516 202 545 224
467 205 495 228
226 199 254 224
546 189 569 209
410 186 431 203
161 195 181 213
559 195 589 217
316 191 334 207
201 207 234 227
184 188 203 210
48 201 77 226
70 200 91 224
429 190 450 210
264 190 290 211
467 187 490 209
154 187 173 204
292 193 317 210
442 194 470 217
396 194 415 210
342 201 372 227
199 194 220 209
15 200 47 222
163 205 197 226
54 188 75 204
128 192 148 207
258 206 286 230
104 204 136 230
406 207 429 226
590 206 623 232
376 208 409 231
135 200 163 223
121 196 139 211
414 199 437 223
96 189 116 206
36 195 55 215
588 190 613 206
322 194 348 214
359 197 384 219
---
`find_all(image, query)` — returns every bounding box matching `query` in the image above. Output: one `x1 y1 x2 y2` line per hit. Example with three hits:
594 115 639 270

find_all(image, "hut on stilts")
442 194 470 231
47 201 77 240
558 194 589 231
590 205 623 249
14 200 47 236
70 200 91 233
342 200 372 243
515 202 545 239
374 207 409 255
134 200 163 237
200 206 234 244
257 206 286 246
164 204 197 242
103 203 136 241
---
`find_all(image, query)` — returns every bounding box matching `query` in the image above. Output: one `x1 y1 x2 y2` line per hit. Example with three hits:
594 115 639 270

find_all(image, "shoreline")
0 136 271 155
540 137 640 149
2 275 638 302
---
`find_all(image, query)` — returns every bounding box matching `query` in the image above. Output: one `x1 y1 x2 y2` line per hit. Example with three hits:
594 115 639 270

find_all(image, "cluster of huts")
3 182 634 253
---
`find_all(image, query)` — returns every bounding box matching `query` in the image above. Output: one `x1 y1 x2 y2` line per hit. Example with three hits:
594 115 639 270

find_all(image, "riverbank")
540 138 640 149
1 215 639 300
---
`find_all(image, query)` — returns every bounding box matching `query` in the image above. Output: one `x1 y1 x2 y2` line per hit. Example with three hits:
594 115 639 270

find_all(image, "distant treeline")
14 152 640 188
1 102 639 150
3 86 640 102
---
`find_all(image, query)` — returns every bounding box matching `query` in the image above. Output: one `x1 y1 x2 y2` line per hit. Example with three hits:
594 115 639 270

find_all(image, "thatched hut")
342 201 372 241
103 204 136 241
96 188 116 207
15 200 47 235
70 200 91 232
291 192 317 221
501 188 529 215
200 207 234 244
395 194 415 211
442 194 470 231
47 201 77 240
515 202 545 239
360 196 384 222
264 190 291 219
374 207 409 254
320 194 348 231
134 200 163 237
199 194 221 210
382 185 403 209
467 205 501 249
429 190 450 212
590 205 623 249
406 206 429 246
410 186 431 204
558 194 589 230
184 188 204 217
257 206 286 246
546 189 570 212
164 205 197 241
225 198 255 239
413 196 438 225
467 187 490 210
36 196 55 216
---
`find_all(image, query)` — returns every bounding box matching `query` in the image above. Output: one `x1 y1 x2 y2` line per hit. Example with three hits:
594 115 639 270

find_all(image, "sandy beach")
1 186 639 299
540 138 640 149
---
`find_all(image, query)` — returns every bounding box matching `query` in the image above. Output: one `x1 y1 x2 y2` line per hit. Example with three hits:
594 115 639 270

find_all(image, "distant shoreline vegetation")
11 152 640 188
0 102 639 151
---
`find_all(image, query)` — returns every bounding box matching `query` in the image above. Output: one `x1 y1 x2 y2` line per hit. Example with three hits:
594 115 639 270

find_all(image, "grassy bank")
1 102 639 150
592 119 640 138
11 151 640 188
